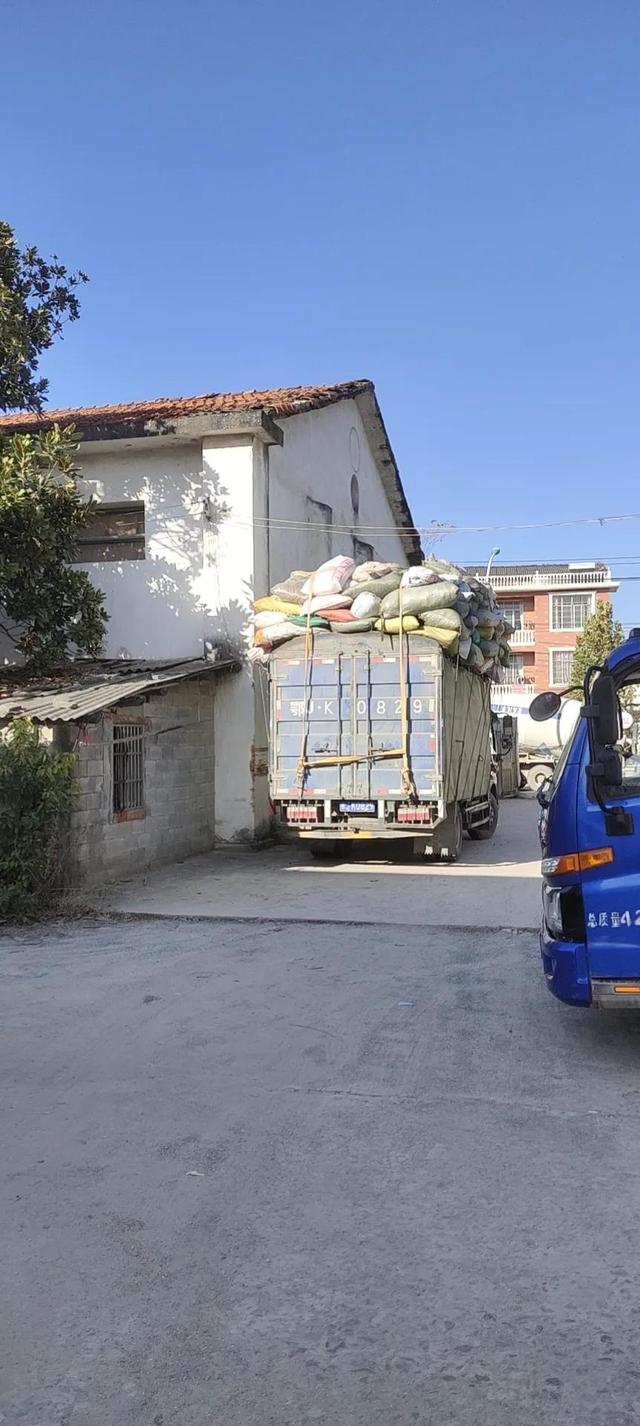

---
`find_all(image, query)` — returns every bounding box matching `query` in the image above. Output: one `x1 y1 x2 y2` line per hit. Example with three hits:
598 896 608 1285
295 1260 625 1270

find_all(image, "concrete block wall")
68 679 216 887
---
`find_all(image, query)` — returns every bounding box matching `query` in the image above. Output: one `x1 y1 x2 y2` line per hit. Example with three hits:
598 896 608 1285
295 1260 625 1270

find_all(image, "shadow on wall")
88 457 253 660
0 456 257 680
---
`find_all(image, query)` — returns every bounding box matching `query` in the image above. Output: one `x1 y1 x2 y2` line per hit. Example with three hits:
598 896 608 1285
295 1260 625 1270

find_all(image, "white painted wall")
76 438 254 660
265 399 408 593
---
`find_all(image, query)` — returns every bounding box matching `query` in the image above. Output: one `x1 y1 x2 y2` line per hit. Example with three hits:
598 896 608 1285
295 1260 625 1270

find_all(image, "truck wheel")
308 840 340 860
468 791 499 841
429 803 463 863
526 763 551 791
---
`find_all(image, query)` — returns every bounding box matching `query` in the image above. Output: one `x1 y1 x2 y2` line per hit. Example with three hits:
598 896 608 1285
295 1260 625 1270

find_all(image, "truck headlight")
542 883 585 941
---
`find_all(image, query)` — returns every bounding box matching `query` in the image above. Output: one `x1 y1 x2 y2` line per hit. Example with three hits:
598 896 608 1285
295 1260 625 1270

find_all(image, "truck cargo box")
268 631 495 853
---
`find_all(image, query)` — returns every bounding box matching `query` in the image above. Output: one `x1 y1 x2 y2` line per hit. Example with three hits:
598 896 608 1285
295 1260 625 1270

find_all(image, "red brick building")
466 562 619 694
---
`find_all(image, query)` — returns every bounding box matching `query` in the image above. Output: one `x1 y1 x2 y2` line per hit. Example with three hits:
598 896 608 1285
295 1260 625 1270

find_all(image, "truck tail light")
396 805 433 824
286 804 319 823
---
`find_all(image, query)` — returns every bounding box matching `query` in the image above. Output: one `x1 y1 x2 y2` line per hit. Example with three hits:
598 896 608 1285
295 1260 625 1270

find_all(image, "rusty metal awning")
0 656 239 725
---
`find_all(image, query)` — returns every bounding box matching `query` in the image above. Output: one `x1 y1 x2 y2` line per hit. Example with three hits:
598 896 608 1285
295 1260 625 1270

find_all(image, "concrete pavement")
105 793 542 930
4 914 640 1426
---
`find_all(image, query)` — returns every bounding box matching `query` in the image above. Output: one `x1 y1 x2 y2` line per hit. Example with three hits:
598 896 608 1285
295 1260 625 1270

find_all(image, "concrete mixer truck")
490 693 582 790
491 693 634 790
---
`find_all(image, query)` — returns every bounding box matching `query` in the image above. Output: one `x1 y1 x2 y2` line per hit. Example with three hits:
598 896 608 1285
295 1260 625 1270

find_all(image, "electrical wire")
135 496 640 542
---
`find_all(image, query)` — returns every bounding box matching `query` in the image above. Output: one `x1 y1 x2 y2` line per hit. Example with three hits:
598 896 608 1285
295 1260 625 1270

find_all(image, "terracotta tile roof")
0 380 373 433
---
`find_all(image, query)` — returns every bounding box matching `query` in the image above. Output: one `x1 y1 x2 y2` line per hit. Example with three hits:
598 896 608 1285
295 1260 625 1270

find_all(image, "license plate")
338 800 377 815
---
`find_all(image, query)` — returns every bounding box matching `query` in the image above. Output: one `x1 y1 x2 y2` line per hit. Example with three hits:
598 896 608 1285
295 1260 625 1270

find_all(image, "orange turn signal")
614 984 640 995
580 847 615 871
542 847 614 877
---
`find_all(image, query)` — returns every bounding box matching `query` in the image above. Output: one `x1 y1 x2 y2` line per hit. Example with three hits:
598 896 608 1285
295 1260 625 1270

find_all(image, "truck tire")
308 840 340 860
526 763 552 791
428 803 463 863
468 791 499 841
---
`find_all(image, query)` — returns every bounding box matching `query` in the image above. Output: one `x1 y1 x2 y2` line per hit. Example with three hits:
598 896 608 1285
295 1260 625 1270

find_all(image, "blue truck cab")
537 631 640 1007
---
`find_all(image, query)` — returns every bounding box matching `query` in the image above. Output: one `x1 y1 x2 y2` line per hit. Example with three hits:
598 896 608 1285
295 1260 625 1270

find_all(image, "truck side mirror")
589 674 620 747
529 691 561 722
503 715 514 732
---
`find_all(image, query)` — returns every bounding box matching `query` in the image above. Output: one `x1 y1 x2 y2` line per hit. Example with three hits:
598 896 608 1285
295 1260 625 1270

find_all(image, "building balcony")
492 680 536 697
509 626 536 646
485 567 615 591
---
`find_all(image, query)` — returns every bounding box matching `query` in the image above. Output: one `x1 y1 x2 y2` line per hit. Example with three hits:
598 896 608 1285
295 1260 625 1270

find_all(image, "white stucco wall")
76 439 255 660
265 399 408 591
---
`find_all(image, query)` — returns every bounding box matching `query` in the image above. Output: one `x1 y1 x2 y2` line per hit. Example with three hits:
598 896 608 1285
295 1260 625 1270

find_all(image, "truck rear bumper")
540 929 591 1006
591 980 640 1009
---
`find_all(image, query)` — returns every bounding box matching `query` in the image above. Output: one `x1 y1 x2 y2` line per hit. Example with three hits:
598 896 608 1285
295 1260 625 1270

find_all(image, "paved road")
105 795 542 930
4 915 640 1425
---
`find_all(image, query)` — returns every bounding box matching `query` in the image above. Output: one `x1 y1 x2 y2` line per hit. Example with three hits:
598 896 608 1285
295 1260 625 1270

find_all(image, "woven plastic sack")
375 615 421 633
380 581 459 620
302 592 353 616
270 572 310 604
467 644 485 669
480 639 499 657
303 555 355 598
254 595 301 617
417 607 462 632
415 626 459 652
322 607 357 623
422 556 465 582
400 566 441 588
254 620 300 650
287 614 331 629
458 636 472 661
330 618 375 633
344 571 402 601
351 591 381 619
350 561 400 584
253 609 289 630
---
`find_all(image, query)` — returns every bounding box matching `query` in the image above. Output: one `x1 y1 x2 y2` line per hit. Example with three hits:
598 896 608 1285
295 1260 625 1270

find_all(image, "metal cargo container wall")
441 656 493 805
271 634 443 802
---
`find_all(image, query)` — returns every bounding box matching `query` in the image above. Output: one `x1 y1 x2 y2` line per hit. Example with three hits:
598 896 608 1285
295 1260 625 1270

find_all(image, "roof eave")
2 408 284 448
352 386 422 563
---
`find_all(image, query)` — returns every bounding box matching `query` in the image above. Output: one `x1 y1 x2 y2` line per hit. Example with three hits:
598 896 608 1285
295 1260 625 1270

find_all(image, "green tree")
0 425 107 669
570 601 625 693
0 220 87 413
0 718 77 920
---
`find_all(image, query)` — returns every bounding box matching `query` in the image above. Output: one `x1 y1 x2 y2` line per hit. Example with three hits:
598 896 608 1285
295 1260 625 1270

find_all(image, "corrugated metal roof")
0 656 238 725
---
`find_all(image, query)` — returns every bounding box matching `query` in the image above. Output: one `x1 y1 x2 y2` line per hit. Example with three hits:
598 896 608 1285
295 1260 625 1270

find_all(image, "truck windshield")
613 675 640 793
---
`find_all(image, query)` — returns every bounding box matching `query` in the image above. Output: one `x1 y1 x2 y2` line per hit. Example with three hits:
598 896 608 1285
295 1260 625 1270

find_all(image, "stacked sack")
248 554 513 680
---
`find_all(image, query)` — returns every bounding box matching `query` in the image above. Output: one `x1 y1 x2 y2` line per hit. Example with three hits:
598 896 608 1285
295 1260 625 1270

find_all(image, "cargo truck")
268 631 498 861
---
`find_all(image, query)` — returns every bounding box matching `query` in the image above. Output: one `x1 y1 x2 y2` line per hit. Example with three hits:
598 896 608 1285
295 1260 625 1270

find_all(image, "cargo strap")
398 588 418 800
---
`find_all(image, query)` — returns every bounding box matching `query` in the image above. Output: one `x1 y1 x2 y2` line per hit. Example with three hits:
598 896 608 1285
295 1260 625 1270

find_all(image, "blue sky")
3 0 640 622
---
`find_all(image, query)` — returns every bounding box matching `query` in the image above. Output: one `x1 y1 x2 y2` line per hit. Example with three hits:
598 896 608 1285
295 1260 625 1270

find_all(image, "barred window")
112 722 144 815
501 600 525 631
74 504 145 562
550 649 573 687
550 593 593 631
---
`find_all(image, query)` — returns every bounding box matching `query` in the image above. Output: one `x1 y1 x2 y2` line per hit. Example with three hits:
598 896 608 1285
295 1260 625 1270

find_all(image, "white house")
0 380 420 876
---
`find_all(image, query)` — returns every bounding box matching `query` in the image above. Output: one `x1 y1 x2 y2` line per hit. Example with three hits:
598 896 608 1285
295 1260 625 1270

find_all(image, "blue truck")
268 630 498 860
535 629 640 1007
